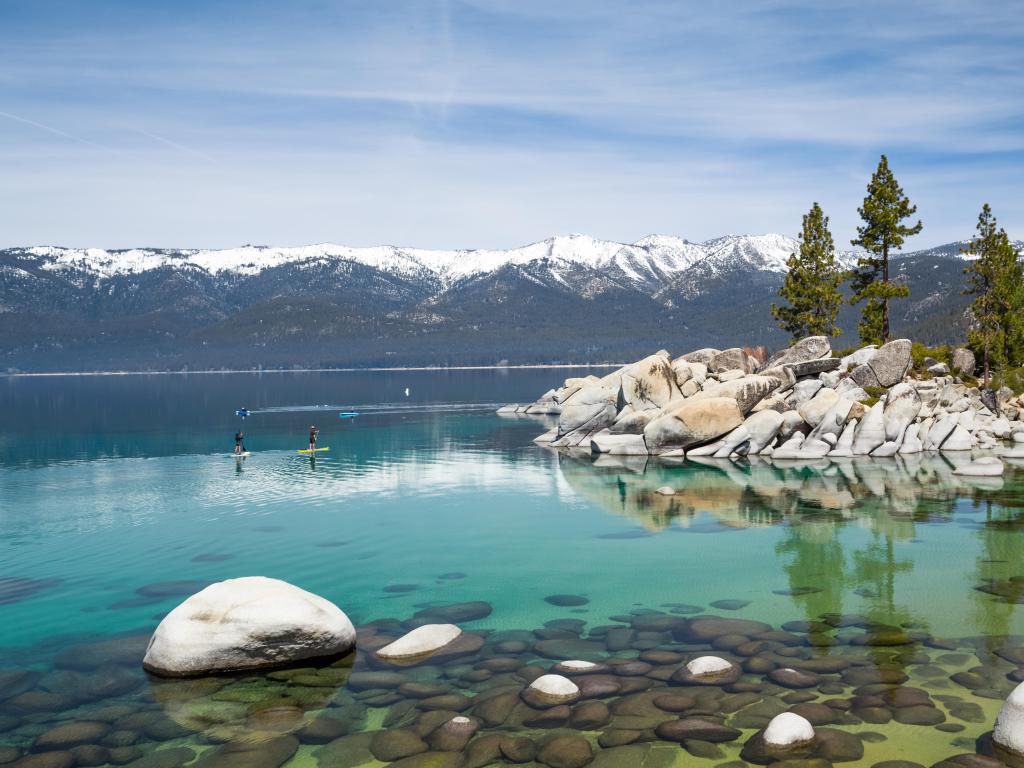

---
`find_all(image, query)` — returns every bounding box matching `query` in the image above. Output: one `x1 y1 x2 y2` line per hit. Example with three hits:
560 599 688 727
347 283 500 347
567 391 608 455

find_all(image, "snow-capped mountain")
21 233 810 284
0 234 1002 372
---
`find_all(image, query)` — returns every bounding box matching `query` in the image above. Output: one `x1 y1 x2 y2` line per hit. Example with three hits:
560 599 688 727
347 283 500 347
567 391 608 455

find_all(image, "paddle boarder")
309 425 319 453
234 430 246 455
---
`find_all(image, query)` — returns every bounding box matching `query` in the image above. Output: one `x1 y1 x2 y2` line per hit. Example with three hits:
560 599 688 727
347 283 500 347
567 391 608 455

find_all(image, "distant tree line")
773 154 1024 387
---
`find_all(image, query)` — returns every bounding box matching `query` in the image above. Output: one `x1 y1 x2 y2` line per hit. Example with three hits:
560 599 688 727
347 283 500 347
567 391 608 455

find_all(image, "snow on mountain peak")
17 232 841 285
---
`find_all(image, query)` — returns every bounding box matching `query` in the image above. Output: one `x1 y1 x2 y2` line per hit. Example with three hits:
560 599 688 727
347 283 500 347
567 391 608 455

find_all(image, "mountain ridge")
1 234 1017 372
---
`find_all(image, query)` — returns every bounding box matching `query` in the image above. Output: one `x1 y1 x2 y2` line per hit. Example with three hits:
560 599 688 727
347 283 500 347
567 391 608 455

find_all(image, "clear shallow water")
2 370 1024 766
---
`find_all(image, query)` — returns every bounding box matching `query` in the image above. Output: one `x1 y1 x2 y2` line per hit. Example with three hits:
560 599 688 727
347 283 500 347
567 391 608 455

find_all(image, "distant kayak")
297 447 330 454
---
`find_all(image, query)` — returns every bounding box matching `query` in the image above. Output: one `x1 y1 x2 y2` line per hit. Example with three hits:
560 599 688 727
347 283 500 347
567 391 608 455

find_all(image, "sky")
1 0 1022 250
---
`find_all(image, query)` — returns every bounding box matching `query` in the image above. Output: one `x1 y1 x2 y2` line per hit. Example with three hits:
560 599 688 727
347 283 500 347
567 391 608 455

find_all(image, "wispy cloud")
0 110 113 151
0 0 1021 248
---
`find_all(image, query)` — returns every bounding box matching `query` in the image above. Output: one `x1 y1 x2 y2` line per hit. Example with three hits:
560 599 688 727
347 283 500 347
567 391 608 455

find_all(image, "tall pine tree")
849 155 922 345
772 202 843 340
962 204 1024 385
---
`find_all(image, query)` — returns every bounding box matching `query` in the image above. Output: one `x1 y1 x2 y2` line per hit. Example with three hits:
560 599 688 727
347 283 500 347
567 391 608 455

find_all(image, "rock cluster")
11 576 1024 767
503 337 1024 462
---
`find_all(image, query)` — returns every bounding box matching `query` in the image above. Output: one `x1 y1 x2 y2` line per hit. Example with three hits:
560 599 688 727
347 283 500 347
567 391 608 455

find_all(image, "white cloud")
0 0 1021 247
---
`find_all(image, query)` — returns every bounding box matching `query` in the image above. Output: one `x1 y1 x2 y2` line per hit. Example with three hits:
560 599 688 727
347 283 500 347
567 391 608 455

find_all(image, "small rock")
544 595 589 607
537 735 593 768
369 728 429 762
522 674 581 707
687 656 733 676
655 716 742 743
765 712 815 746
377 624 463 661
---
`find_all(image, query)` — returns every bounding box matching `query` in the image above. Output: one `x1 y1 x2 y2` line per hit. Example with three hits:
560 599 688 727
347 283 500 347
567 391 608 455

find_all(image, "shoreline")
2 362 625 378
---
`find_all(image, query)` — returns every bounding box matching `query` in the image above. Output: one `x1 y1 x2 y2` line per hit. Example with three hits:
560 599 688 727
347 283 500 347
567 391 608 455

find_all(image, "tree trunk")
984 341 990 388
881 243 890 343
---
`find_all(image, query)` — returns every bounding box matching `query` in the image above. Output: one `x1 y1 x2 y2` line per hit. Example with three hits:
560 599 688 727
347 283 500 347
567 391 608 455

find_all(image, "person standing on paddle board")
309 425 319 453
234 430 246 455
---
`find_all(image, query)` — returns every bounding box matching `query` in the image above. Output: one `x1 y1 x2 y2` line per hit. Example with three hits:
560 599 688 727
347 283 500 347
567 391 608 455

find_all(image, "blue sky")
1 0 1021 249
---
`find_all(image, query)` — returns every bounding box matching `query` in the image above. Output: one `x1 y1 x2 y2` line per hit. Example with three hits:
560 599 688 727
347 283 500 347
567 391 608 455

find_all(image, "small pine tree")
963 204 1024 385
849 155 922 345
772 202 843 340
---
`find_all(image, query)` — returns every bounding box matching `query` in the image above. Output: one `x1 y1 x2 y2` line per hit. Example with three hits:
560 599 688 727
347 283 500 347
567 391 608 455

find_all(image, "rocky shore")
503 337 1024 470
6 578 1024 767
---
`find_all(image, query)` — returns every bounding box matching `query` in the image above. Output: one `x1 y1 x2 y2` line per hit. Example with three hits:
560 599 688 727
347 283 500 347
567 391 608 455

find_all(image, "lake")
1 369 1023 766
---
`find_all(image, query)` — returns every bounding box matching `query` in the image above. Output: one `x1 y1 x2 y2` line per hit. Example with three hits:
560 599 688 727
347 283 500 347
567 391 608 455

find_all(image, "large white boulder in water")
995 681 1024 760
143 577 356 677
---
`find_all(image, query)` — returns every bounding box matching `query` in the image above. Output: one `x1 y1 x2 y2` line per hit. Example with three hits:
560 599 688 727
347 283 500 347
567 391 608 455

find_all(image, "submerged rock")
765 712 815 746
522 674 581 708
376 624 462 662
671 655 740 685
142 577 355 677
537 734 593 768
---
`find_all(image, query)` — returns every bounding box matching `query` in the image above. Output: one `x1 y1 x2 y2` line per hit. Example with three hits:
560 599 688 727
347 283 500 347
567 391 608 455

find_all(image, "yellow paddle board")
297 447 330 454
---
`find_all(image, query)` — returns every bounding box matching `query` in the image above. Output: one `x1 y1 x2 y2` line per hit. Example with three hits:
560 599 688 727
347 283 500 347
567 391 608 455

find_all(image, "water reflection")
149 656 353 743
555 451 1020 533
558 450 1024 651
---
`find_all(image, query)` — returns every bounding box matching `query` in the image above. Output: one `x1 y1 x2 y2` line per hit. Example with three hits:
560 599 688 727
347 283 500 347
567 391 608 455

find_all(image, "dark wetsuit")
235 432 244 453
309 428 318 451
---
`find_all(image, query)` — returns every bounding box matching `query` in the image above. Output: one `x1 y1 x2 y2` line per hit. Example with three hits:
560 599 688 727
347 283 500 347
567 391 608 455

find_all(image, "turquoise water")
2 370 1024 766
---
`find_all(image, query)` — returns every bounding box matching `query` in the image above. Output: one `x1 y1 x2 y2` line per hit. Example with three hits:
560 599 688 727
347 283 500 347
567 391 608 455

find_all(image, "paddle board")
338 412 359 418
230 452 251 457
297 447 330 454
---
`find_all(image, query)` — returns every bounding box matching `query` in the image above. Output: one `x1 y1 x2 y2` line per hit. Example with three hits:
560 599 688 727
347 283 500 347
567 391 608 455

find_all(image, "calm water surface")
2 370 1024 766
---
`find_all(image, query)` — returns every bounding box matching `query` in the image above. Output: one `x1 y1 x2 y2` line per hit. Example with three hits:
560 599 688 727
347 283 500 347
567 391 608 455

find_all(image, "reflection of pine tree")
776 521 846 622
971 494 1024 650
851 534 913 625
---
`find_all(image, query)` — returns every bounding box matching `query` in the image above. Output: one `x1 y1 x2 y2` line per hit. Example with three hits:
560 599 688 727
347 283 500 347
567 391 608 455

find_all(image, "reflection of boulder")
149 659 353 743
557 452 983 536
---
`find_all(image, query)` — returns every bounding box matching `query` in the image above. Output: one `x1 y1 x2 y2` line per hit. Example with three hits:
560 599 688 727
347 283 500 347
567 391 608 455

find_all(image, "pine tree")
849 155 922 345
772 202 843 340
962 204 1024 385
